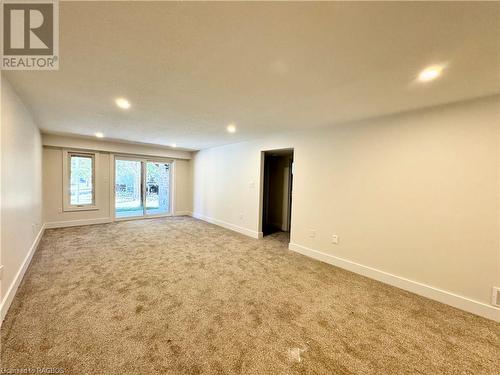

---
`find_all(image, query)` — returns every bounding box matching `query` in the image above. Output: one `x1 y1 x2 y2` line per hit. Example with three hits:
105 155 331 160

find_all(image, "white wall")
173 159 193 215
0 78 43 319
43 134 192 160
43 148 112 225
193 95 500 320
43 140 193 227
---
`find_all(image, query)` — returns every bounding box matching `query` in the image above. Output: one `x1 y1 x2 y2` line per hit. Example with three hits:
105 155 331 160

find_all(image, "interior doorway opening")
261 149 294 237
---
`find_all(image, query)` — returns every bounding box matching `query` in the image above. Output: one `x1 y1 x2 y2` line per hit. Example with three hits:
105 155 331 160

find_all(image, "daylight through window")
69 154 94 206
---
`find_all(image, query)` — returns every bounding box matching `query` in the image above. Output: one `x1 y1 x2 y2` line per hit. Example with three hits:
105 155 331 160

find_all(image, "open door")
262 149 294 236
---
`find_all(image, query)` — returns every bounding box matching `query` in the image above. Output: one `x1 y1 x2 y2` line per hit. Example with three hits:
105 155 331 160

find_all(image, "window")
63 151 98 211
70 154 94 205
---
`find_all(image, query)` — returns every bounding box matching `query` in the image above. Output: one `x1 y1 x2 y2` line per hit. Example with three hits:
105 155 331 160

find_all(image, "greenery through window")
114 159 170 218
70 155 94 205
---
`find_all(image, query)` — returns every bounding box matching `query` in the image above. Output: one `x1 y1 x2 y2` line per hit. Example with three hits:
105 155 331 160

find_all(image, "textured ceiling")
4 1 500 150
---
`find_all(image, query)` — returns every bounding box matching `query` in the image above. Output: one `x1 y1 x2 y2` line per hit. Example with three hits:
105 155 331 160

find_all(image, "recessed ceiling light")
418 65 444 82
94 132 104 138
227 123 236 133
171 143 177 148
115 97 131 109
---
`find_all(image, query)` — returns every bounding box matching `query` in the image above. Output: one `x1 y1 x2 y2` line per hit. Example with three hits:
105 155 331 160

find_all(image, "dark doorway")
262 149 294 236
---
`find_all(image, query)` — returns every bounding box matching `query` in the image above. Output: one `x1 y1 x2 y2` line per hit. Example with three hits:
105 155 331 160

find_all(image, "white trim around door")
111 154 174 221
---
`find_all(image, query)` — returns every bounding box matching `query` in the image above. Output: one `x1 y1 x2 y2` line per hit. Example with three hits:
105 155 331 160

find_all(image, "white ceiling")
5 1 500 150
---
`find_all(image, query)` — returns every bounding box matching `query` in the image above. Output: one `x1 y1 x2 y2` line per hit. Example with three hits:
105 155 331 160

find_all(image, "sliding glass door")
115 158 171 219
145 162 170 215
115 159 144 218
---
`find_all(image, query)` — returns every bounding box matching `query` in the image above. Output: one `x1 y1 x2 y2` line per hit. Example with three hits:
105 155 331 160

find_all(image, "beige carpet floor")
1 216 499 374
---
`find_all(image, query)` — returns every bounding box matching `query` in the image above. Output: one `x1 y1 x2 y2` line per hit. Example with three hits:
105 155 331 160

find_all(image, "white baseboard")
191 212 261 239
47 214 195 227
174 211 192 216
0 224 46 324
289 242 500 322
45 217 112 229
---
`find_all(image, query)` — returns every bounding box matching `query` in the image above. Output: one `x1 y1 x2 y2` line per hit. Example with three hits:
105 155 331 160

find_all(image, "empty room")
1 1 499 374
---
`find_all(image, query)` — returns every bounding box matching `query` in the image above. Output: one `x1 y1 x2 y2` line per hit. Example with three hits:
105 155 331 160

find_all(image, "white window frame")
62 150 99 211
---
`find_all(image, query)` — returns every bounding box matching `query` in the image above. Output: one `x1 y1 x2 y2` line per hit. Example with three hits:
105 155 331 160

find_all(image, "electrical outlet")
308 230 316 238
239 213 244 220
249 181 255 189
332 235 339 244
